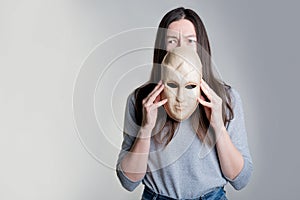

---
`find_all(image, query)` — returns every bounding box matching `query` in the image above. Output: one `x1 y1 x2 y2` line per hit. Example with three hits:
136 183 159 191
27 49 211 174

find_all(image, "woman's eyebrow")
166 34 197 39
184 34 197 38
166 35 178 39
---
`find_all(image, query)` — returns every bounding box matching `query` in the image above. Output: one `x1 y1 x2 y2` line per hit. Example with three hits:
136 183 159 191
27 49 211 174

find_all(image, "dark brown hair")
134 7 233 145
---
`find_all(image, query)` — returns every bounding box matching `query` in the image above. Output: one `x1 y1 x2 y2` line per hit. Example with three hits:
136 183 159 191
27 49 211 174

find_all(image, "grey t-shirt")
116 88 253 199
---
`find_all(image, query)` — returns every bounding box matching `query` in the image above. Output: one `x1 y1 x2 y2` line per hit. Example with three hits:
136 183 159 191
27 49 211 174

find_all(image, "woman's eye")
167 39 178 44
167 83 178 88
187 38 197 44
185 84 197 89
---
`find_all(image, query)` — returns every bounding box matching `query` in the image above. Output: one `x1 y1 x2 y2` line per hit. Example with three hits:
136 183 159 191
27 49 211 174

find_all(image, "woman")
116 7 253 200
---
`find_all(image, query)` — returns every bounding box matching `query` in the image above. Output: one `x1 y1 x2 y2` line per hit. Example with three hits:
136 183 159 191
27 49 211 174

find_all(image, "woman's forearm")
216 127 244 180
120 127 152 182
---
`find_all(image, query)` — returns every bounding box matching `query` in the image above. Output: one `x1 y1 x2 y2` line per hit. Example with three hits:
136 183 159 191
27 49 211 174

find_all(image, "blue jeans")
141 186 227 200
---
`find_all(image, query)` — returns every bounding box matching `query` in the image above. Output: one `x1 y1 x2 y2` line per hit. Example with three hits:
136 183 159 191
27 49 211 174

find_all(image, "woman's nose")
177 38 184 47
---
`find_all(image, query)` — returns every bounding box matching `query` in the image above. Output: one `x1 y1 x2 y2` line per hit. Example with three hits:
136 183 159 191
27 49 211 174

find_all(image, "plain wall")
1 0 300 199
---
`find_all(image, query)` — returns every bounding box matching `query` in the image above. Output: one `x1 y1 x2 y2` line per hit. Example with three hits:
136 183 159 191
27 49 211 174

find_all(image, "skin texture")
161 46 202 121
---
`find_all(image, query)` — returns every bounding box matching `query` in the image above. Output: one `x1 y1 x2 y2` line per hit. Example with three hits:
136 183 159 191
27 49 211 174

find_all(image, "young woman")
116 7 253 200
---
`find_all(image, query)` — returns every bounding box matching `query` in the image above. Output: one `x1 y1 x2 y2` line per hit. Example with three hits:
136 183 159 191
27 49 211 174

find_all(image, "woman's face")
166 19 197 51
161 19 200 121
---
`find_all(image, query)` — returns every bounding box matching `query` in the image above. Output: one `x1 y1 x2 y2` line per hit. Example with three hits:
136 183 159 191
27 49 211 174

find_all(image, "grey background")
1 0 299 199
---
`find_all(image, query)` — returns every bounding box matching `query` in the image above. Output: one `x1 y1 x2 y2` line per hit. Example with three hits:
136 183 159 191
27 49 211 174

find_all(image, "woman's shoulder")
225 86 246 124
226 86 243 108
127 91 136 104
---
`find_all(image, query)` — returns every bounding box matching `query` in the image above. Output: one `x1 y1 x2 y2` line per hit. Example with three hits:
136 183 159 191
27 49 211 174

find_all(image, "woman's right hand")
120 81 167 181
141 80 168 132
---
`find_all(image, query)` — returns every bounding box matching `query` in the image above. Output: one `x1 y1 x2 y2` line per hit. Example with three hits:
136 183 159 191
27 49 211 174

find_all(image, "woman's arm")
118 81 167 182
215 127 244 180
120 127 152 181
198 80 252 188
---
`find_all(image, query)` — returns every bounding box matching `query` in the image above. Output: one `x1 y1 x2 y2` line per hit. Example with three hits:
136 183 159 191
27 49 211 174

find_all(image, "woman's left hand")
197 79 224 132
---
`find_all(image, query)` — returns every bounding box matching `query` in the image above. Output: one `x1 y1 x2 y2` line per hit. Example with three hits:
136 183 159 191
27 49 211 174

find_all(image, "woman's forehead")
167 19 196 36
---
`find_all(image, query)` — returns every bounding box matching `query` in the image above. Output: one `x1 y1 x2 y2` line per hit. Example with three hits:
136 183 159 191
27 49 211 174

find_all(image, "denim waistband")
142 186 226 200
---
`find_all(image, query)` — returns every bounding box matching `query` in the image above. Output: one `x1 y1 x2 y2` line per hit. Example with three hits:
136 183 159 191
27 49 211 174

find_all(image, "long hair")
134 7 234 146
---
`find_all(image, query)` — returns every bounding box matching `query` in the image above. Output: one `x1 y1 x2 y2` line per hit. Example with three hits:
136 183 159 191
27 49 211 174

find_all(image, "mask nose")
176 87 184 102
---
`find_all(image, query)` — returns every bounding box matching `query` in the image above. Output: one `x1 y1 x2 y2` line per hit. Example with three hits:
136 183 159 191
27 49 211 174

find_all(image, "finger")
200 83 212 100
147 84 165 104
201 79 210 88
144 81 163 104
200 79 211 91
143 83 164 106
199 95 206 101
147 80 162 97
197 97 212 108
153 98 168 109
201 79 219 97
154 94 160 103
201 79 215 93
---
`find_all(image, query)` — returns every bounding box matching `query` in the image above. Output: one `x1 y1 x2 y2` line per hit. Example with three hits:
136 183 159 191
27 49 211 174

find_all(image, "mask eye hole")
167 82 178 88
185 84 197 89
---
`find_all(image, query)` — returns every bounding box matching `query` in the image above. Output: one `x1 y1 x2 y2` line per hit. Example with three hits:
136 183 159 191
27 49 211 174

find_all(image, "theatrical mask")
161 46 202 121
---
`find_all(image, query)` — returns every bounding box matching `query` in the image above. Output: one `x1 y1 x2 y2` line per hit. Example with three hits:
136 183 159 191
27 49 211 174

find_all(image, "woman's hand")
198 79 245 180
197 79 224 132
121 81 167 181
141 80 168 131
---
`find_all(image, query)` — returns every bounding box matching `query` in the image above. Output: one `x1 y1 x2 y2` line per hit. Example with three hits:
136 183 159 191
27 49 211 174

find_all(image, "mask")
161 46 202 122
